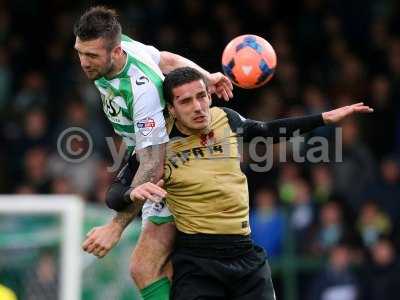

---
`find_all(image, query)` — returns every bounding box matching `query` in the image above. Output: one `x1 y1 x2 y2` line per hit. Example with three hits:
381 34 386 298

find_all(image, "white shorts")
142 199 174 226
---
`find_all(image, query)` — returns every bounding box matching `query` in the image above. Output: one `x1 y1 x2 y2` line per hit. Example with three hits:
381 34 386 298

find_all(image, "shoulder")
221 107 246 121
121 34 134 42
219 107 247 133
121 36 161 66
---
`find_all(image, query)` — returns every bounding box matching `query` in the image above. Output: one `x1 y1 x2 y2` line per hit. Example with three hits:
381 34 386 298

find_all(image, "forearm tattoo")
112 143 166 229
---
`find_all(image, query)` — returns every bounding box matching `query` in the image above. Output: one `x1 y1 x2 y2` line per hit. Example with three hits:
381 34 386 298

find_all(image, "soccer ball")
222 34 277 89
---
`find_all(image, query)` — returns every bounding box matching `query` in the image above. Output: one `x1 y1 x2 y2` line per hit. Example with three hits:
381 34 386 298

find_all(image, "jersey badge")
137 117 156 136
200 130 216 146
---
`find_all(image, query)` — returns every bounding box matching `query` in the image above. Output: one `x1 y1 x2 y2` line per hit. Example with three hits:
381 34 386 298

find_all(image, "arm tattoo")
111 143 166 229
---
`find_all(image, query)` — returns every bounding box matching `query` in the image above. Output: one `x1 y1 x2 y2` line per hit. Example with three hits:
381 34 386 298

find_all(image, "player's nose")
80 57 91 69
81 61 90 69
192 99 202 111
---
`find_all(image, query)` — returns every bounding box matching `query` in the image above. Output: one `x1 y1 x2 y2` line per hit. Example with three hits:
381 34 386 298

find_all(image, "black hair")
73 6 121 50
162 67 208 105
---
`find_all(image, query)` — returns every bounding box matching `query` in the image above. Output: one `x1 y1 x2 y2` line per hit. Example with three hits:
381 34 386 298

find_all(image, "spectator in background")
302 86 334 153
13 71 48 113
278 162 303 205
24 251 58 300
311 201 345 255
387 38 400 82
310 164 334 204
248 88 283 122
47 140 100 197
367 19 390 74
335 54 366 97
87 160 115 204
14 183 36 194
213 1 243 42
0 46 11 112
364 75 396 159
332 117 376 212
21 108 49 149
323 37 349 88
47 99 102 196
276 59 300 100
308 244 359 300
357 201 391 248
6 108 49 185
21 147 50 193
363 238 400 300
303 85 328 115
52 98 107 155
250 187 285 258
0 9 11 44
366 156 400 223
288 179 315 253
386 38 400 151
50 177 73 194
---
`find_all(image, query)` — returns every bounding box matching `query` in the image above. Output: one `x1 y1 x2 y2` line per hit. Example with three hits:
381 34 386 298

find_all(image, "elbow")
105 182 131 212
159 51 180 74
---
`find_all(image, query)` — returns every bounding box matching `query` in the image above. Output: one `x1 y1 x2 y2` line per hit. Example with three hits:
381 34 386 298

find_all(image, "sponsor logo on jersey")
166 144 225 169
136 75 149 86
137 117 156 136
152 201 165 212
101 90 121 117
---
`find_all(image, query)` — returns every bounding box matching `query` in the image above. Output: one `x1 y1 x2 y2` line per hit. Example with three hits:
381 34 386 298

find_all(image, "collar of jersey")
170 122 189 138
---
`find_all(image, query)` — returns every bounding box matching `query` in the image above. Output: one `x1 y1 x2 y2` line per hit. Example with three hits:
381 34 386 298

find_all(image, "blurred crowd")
1 0 400 299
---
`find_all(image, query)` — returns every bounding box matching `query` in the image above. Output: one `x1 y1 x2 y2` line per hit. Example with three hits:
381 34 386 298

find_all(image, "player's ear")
207 92 212 107
111 45 123 56
167 103 175 117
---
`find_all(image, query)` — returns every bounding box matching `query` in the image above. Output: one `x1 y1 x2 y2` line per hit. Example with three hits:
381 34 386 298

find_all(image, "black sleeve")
105 153 137 212
222 107 325 143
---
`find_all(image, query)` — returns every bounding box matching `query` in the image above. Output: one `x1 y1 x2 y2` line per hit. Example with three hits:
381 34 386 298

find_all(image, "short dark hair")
163 67 208 105
73 6 121 50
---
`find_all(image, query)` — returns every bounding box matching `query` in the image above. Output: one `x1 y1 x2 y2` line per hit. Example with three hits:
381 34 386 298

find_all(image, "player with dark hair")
75 6 233 300
90 67 373 299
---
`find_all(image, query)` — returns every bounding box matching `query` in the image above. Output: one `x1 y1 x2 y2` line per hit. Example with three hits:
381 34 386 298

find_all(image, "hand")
129 179 167 202
322 102 373 125
82 222 123 258
207 72 234 101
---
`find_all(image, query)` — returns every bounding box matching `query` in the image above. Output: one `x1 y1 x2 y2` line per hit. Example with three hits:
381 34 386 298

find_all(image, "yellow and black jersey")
163 107 324 235
105 106 324 235
164 107 249 235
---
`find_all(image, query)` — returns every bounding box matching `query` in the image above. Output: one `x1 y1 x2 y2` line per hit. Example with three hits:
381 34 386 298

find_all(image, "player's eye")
179 98 191 105
197 92 207 99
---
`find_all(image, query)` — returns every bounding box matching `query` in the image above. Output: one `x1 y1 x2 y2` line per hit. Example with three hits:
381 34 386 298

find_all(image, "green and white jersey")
94 35 169 152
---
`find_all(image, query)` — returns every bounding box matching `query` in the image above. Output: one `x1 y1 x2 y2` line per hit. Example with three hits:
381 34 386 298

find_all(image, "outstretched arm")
225 102 373 142
159 51 233 101
321 102 373 124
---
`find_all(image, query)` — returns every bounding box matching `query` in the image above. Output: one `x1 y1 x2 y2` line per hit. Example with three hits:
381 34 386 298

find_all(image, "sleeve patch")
137 117 156 136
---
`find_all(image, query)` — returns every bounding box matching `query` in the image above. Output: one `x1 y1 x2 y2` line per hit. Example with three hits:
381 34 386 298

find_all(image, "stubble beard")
89 57 114 81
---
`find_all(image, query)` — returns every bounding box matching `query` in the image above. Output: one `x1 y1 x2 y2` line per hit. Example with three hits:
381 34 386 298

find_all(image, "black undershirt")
222 107 324 143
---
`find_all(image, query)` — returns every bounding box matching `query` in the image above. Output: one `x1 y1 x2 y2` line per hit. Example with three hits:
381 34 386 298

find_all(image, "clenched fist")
82 222 123 258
